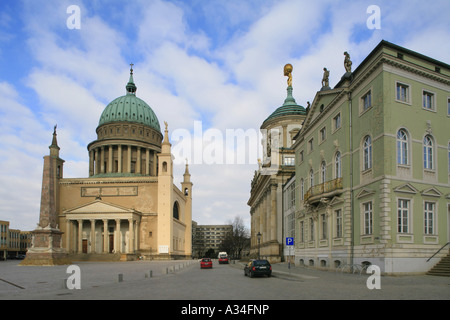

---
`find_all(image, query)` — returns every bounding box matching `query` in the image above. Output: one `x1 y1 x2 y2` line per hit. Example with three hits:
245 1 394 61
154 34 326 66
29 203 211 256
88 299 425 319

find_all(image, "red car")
200 258 213 269
219 256 229 264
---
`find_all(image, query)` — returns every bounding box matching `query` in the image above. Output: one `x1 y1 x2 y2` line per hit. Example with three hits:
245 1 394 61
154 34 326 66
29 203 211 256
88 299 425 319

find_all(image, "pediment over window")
356 188 375 199
329 196 344 206
393 183 419 194
421 187 442 198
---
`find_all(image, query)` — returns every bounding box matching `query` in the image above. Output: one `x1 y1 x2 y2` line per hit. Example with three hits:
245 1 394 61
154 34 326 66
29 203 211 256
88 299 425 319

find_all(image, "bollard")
118 274 123 282
150 270 153 278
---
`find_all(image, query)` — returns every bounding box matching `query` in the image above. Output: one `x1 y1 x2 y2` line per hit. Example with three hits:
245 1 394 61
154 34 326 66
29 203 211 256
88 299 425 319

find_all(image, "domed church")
23 66 193 264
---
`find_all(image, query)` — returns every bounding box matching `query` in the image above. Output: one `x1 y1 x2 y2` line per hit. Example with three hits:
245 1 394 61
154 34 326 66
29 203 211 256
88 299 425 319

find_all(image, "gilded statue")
284 63 293 87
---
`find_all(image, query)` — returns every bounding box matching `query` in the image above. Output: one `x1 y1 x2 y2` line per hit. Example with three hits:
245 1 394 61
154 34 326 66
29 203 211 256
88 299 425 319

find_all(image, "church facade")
26 67 192 262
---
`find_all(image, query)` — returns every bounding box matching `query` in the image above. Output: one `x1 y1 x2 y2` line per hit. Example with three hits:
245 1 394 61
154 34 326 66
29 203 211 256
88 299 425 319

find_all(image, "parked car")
244 259 272 278
200 258 213 269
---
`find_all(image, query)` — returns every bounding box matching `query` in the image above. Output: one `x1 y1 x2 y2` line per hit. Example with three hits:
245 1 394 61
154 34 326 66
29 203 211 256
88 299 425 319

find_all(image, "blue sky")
0 0 449 231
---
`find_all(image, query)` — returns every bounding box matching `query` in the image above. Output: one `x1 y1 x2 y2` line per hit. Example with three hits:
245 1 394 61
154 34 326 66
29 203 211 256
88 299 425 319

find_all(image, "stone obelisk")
21 126 71 265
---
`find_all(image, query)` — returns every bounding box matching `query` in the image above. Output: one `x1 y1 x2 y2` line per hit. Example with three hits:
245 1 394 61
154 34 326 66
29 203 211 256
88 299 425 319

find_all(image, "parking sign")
286 237 294 246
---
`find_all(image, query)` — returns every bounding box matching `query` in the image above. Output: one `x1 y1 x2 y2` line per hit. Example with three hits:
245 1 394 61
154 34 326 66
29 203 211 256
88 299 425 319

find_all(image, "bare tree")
219 216 250 259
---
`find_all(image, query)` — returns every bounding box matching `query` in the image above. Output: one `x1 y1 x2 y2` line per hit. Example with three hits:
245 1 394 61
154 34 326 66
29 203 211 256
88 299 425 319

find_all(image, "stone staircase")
70 253 122 262
427 251 450 277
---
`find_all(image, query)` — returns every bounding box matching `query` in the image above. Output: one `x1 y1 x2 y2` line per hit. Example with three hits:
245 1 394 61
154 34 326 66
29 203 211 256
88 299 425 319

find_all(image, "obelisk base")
20 227 71 266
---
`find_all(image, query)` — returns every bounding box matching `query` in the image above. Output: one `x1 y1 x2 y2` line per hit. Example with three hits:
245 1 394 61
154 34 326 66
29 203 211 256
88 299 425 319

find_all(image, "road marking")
0 278 25 289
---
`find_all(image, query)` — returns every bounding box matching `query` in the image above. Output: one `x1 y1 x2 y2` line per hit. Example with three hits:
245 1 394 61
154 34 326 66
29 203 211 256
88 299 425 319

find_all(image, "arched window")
173 201 180 220
397 129 408 165
321 161 326 184
363 135 372 170
310 169 314 188
162 161 167 172
423 135 434 169
335 152 341 178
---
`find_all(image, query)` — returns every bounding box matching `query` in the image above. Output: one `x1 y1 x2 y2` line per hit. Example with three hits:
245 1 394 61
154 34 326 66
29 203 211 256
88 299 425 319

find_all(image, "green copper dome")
98 68 161 132
263 86 305 125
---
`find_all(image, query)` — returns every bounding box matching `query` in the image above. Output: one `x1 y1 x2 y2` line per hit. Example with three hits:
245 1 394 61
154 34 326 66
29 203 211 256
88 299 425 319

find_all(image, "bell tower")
181 160 193 257
157 121 173 257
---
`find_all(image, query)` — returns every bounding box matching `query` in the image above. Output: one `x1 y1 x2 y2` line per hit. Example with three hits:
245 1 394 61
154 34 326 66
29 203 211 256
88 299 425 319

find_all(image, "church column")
270 184 277 241
94 149 99 175
77 219 83 253
262 195 267 243
100 146 105 173
89 150 94 176
128 218 134 253
90 219 96 253
153 151 157 176
65 219 71 252
136 147 141 174
146 148 150 175
103 219 109 253
134 219 140 251
115 219 121 253
118 145 122 173
127 145 132 173
108 146 113 173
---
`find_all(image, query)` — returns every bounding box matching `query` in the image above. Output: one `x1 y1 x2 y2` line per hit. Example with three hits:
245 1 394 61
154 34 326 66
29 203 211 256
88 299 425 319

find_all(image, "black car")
244 259 272 278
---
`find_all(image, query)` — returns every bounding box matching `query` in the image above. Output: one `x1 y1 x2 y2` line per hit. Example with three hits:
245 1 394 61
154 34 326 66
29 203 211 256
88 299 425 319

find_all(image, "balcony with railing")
304 178 343 204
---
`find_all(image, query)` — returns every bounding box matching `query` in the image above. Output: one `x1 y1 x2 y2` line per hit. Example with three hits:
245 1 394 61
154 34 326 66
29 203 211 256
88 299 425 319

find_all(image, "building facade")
0 221 32 260
191 222 233 258
23 67 193 263
248 64 306 263
293 40 450 274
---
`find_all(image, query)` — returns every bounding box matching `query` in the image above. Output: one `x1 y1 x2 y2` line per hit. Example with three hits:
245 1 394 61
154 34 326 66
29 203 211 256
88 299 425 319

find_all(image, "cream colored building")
45 67 193 260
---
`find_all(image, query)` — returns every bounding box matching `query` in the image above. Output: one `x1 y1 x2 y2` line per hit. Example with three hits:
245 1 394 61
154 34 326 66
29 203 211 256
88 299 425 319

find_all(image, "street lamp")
257 232 261 260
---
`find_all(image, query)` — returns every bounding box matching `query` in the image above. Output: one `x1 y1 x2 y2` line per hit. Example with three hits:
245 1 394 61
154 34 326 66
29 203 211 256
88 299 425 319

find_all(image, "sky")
0 0 449 231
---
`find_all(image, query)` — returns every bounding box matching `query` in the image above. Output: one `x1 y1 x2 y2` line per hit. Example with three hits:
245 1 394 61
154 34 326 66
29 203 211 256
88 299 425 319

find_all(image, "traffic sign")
286 237 294 246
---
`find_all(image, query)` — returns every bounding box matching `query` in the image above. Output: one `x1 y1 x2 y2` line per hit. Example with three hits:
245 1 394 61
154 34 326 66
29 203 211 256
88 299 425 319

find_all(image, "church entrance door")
109 234 114 253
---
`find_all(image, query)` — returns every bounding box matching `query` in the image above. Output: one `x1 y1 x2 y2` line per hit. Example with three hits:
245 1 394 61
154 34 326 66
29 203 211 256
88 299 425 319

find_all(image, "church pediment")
64 200 139 214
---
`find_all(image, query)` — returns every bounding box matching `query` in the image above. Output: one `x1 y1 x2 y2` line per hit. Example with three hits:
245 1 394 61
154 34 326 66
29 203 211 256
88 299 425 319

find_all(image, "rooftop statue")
344 51 352 73
321 67 330 88
284 63 293 87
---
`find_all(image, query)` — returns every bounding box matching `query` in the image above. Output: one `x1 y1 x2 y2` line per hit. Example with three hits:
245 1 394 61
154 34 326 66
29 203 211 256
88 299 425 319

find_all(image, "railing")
304 178 343 202
426 242 450 262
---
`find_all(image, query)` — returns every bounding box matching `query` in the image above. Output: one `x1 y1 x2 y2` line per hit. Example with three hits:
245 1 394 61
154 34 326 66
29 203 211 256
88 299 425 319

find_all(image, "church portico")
63 200 141 255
